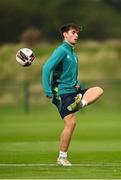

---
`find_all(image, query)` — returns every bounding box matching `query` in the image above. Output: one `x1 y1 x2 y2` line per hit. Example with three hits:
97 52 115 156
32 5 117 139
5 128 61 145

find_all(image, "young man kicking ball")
42 23 103 166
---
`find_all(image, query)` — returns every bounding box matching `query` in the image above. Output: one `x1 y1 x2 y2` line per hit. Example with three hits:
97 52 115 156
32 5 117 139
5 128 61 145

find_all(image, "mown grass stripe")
0 163 120 167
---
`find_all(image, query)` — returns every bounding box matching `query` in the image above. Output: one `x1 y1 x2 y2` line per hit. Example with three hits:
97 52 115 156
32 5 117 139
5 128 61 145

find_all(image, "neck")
64 40 75 48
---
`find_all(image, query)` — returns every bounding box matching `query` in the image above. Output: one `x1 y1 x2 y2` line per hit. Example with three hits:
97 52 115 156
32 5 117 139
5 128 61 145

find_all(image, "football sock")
81 99 87 107
59 151 67 159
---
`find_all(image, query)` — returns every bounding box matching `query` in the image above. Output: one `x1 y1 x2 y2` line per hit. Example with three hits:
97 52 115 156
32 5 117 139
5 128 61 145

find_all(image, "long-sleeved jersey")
42 41 81 97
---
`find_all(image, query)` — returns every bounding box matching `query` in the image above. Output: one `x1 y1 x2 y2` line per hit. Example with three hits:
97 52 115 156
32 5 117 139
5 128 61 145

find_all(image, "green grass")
0 105 121 179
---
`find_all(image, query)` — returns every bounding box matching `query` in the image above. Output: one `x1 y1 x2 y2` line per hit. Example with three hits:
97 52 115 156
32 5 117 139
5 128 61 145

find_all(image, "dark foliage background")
0 0 121 43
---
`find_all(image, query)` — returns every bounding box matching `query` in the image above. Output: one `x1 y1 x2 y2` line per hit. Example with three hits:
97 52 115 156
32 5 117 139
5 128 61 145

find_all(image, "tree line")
0 0 121 43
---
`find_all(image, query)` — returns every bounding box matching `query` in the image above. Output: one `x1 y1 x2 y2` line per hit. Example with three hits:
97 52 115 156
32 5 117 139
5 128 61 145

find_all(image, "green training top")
42 41 81 97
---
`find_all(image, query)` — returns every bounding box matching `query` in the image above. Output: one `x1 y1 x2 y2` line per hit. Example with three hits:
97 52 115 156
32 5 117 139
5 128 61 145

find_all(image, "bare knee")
64 114 76 130
70 120 76 129
67 118 76 130
95 86 104 97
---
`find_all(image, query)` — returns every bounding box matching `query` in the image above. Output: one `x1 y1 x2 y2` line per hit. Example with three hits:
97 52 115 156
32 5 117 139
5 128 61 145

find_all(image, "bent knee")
67 119 76 129
95 86 104 96
64 114 76 129
70 120 76 128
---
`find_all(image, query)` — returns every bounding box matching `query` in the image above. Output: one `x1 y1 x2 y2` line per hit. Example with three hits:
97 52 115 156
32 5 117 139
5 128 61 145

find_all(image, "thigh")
52 93 78 119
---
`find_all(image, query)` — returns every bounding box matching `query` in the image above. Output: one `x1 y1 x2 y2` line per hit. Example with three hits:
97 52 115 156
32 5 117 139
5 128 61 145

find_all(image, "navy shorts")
52 88 88 119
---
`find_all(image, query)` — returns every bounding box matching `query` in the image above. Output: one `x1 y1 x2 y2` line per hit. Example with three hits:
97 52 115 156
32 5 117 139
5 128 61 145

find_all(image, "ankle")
81 99 87 107
59 150 67 159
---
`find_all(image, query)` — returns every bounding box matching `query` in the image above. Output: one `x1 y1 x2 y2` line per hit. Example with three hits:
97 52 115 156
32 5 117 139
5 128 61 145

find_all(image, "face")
63 28 79 45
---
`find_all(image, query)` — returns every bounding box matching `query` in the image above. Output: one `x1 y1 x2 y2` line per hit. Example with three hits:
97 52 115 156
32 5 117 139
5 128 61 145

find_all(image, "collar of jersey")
63 41 74 51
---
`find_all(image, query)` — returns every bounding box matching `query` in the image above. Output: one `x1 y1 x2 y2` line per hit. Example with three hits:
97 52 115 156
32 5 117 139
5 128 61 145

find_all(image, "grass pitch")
0 105 120 179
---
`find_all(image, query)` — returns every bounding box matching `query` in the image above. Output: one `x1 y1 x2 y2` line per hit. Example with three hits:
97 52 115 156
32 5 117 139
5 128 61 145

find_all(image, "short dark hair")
59 23 82 38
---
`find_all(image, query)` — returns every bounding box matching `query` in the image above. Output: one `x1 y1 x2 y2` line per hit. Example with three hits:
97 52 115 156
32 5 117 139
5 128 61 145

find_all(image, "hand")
75 85 80 90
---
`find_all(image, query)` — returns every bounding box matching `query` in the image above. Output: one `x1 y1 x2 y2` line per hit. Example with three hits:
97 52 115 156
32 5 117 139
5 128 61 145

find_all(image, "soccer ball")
16 48 35 66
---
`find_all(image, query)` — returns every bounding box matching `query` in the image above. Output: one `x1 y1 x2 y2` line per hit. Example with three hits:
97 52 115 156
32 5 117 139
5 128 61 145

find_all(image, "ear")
63 32 68 38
